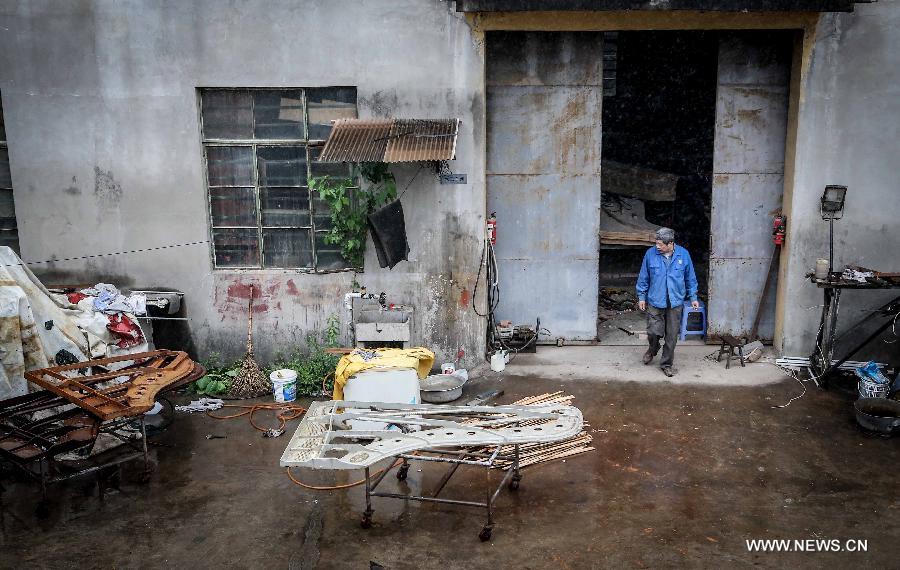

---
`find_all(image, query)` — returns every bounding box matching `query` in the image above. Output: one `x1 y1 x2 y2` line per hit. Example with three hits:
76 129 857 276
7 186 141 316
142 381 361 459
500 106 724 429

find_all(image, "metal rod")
364 467 372 514
492 465 516 504
828 217 835 279
369 491 486 508
485 457 493 527
432 452 466 498
140 417 149 469
396 453 490 467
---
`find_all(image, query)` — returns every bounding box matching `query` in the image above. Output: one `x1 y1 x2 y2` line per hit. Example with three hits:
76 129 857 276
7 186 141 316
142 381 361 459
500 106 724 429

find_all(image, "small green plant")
310 163 397 268
188 354 240 396
265 316 343 396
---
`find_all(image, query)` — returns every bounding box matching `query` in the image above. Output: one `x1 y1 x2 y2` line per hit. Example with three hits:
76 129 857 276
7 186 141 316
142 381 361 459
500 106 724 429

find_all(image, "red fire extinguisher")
772 215 786 246
486 212 497 246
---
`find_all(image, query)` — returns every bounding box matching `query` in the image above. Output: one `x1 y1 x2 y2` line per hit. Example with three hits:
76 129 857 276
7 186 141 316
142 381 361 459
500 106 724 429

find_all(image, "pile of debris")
598 288 637 312
599 160 676 247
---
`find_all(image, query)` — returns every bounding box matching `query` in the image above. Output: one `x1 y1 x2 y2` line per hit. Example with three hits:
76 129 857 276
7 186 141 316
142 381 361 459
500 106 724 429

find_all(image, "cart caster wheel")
508 479 520 491
479 526 493 542
361 512 373 529
396 465 409 481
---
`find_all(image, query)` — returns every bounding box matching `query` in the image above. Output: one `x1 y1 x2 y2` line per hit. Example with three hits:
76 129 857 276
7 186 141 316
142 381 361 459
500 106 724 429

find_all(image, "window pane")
306 87 357 140
213 228 259 267
206 146 253 187
257 146 306 187
263 228 312 268
201 90 253 139
0 188 16 229
0 147 11 189
308 146 353 178
0 232 19 255
261 187 310 227
210 187 257 227
312 194 336 230
254 90 305 140
315 233 351 270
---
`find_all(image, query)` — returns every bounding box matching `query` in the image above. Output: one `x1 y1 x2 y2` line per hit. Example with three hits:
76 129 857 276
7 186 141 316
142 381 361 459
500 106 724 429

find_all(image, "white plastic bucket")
270 369 297 403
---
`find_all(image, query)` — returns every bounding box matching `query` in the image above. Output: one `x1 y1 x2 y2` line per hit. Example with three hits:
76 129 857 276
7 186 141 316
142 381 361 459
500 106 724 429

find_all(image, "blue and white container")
270 369 297 403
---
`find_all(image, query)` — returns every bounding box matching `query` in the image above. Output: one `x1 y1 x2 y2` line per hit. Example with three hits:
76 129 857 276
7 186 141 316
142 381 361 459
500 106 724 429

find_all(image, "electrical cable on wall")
0 240 210 267
471 214 543 357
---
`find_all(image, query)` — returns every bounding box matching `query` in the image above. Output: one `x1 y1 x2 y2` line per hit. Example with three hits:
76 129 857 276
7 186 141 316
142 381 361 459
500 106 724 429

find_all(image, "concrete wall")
1 0 897 365
781 0 900 358
0 0 486 366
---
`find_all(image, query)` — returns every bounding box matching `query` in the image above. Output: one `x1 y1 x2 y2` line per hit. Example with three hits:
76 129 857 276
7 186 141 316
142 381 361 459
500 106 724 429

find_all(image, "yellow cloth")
332 347 435 400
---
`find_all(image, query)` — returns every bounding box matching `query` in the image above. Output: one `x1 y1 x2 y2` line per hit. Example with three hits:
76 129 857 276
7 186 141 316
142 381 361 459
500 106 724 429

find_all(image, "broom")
226 285 272 399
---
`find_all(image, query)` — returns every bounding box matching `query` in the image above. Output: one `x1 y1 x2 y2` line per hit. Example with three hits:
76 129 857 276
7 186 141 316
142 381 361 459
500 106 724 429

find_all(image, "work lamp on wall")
821 185 848 279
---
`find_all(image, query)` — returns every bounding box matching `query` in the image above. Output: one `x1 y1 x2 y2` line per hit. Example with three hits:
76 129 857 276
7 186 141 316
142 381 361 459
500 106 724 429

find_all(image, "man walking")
636 227 699 377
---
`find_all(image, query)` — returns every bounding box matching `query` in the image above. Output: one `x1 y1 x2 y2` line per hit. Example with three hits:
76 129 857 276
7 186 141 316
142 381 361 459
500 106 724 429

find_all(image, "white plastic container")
815 258 829 279
343 367 421 431
490 351 507 372
270 369 297 403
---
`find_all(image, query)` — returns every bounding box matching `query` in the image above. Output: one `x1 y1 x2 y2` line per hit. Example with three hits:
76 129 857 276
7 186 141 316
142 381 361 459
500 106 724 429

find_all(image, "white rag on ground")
0 247 149 400
175 398 224 413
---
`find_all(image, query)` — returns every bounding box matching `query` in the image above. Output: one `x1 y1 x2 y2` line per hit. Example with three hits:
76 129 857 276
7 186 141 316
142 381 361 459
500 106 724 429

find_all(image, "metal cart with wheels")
361 444 522 541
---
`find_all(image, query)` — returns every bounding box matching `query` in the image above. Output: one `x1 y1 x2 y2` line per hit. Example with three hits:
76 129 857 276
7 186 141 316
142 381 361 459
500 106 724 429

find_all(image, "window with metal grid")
199 88 357 270
0 94 20 255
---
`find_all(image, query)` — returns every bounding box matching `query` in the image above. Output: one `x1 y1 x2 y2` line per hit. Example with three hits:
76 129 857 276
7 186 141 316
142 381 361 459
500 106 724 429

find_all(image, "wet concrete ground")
2 351 898 569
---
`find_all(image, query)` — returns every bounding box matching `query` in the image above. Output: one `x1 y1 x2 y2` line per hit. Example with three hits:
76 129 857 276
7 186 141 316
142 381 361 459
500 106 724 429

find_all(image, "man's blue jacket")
636 245 699 309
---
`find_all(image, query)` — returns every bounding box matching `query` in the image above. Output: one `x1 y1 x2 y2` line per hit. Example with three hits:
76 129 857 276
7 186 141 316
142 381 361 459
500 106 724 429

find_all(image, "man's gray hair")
655 227 675 243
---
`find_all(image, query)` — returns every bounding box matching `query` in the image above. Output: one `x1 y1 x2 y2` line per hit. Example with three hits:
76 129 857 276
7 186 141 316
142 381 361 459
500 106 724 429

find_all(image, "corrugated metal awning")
319 118 460 163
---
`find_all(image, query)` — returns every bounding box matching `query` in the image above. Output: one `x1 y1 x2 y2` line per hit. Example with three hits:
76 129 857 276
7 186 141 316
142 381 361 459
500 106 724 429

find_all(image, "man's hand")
638 300 646 311
691 300 700 309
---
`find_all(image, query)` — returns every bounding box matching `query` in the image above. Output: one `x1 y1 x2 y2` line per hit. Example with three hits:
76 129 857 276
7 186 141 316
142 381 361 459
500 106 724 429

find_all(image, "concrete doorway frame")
468 10 817 352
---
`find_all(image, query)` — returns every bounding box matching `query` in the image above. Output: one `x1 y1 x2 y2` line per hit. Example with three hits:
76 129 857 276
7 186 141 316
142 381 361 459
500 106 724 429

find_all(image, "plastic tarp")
0 247 147 400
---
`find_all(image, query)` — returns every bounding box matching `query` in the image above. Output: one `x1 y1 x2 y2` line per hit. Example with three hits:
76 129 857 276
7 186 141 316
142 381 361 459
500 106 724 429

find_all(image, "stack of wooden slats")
466 391 595 470
600 230 655 246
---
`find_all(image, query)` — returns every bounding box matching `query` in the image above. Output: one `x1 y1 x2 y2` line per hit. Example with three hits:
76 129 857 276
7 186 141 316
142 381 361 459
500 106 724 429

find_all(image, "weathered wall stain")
93 166 123 205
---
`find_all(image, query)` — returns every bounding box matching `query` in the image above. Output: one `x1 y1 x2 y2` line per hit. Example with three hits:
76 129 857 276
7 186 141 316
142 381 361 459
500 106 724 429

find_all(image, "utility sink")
355 308 411 324
353 300 413 347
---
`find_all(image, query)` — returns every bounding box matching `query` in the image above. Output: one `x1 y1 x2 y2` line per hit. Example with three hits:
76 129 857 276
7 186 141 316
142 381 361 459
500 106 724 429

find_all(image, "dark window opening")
199 87 357 270
0 94 20 255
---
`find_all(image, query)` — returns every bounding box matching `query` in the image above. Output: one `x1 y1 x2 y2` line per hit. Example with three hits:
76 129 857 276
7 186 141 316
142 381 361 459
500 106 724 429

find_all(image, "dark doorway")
597 31 719 341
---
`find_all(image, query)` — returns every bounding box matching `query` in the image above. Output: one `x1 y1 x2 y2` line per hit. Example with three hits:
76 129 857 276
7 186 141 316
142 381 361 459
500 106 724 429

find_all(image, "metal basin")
420 374 466 403
854 398 900 435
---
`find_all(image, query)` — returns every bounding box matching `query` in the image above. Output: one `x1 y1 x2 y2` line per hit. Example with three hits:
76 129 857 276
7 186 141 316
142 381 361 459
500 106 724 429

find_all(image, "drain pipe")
345 289 377 340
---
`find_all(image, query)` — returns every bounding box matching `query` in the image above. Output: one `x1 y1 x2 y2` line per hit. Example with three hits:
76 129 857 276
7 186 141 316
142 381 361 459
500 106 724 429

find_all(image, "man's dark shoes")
661 367 676 377
642 350 654 365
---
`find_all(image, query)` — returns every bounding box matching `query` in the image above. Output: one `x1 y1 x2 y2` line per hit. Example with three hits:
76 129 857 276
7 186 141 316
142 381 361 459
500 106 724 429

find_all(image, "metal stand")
1 415 152 516
361 444 522 541
810 283 900 386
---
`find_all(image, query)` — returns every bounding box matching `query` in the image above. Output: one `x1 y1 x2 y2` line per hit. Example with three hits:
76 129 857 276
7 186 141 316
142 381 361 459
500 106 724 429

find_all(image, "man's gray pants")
646 305 683 368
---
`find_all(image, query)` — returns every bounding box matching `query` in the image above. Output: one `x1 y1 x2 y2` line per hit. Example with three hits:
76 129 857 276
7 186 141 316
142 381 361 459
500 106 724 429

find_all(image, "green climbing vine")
310 163 397 269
